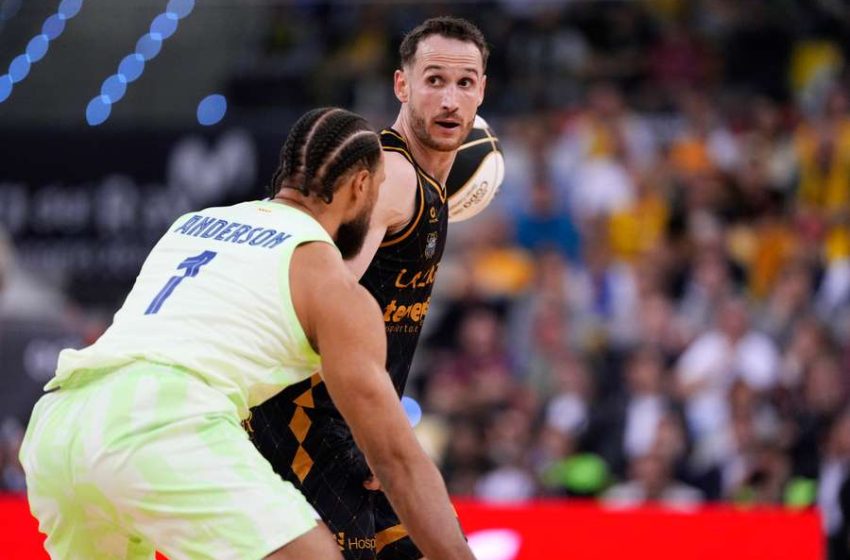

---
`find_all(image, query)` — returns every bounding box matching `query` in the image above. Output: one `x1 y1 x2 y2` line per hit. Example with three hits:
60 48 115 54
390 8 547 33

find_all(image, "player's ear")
394 69 409 103
350 168 371 202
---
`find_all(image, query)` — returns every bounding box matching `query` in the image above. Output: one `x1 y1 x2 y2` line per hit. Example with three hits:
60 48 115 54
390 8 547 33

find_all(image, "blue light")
90 0 193 123
117 53 144 83
57 0 82 20
25 35 49 63
0 74 12 103
166 0 194 19
86 95 111 126
101 74 127 103
8 54 30 83
135 33 162 61
42 14 66 39
401 396 423 427
2 0 83 105
197 94 227 126
150 12 178 40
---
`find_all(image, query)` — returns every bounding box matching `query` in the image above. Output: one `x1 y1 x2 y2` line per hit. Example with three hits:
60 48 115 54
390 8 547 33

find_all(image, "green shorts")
19 362 317 560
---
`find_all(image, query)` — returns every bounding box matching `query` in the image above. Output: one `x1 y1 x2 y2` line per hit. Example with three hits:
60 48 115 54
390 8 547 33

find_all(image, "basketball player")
19 108 475 560
252 17 488 560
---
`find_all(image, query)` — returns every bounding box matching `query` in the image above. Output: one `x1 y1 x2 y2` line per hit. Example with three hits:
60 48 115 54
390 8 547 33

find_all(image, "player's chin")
428 130 464 152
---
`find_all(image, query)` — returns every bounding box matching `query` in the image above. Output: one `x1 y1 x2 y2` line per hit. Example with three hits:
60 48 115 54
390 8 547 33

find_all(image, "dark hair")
268 107 381 202
399 16 489 71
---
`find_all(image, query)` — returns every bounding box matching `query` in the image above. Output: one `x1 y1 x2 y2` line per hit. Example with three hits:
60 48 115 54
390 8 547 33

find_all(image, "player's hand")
363 472 382 491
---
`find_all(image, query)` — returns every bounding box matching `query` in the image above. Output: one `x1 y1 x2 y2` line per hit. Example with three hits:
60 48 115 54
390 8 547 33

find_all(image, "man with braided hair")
20 107 475 560
252 17 488 560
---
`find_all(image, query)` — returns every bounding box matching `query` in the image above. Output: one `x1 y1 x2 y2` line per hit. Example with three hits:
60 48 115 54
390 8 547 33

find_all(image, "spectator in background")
729 441 792 505
543 356 593 442
530 423 576 495
604 452 703 508
568 150 635 229
631 290 688 362
429 306 515 415
790 354 848 481
796 88 850 333
515 177 582 263
756 262 813 344
607 163 670 266
732 199 798 301
778 315 831 391
440 418 487 497
705 384 783 502
737 97 796 197
467 216 536 299
675 296 780 446
591 347 674 478
520 300 574 403
676 246 735 337
475 408 538 503
669 90 739 178
567 239 638 349
795 87 850 225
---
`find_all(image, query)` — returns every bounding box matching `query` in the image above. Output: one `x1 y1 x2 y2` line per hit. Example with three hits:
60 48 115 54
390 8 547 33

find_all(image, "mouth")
435 120 461 130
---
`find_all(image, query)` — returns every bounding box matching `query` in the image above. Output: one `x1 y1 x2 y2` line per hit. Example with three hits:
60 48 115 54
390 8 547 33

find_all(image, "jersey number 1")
145 250 218 315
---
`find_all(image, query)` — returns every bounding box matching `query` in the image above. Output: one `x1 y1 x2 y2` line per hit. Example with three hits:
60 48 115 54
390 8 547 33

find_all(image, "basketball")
446 115 505 223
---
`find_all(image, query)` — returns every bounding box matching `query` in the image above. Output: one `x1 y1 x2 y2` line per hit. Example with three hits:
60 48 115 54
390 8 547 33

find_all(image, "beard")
335 203 373 260
409 106 471 153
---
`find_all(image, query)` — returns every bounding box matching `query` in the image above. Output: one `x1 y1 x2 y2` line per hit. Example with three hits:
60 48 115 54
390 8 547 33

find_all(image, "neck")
393 113 457 184
271 190 342 239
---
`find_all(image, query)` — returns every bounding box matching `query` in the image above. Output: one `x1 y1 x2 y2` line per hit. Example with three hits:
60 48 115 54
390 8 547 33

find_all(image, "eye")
427 75 442 86
459 78 473 88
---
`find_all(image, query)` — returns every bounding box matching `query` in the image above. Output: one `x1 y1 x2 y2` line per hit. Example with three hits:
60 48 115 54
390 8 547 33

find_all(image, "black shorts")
250 398 423 560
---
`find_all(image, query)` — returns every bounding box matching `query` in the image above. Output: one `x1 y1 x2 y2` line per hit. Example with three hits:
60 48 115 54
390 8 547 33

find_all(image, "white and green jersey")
48 200 335 419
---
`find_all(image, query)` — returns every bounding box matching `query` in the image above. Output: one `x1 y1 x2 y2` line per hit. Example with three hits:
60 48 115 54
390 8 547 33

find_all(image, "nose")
441 84 459 112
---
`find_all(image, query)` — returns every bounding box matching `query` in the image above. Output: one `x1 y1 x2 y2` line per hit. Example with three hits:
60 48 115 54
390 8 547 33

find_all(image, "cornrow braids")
320 131 382 203
268 107 381 202
268 107 327 197
303 111 359 200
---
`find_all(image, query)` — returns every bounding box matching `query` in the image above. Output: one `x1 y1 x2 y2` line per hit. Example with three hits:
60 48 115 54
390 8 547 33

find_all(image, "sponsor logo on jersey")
383 296 432 324
394 264 438 290
335 532 376 551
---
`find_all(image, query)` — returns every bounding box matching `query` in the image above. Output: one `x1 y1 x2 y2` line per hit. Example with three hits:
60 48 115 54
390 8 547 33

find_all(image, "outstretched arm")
290 242 474 560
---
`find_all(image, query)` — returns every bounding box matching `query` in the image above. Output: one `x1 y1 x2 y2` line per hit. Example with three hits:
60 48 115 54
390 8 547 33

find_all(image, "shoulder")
383 150 419 195
291 240 347 285
376 150 419 231
292 241 377 308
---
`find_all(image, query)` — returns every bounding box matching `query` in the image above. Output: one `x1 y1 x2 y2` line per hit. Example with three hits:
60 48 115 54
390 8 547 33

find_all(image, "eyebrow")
423 64 480 77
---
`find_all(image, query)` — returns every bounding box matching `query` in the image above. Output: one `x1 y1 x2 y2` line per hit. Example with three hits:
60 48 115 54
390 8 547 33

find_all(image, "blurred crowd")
335 1 849 558
3 0 850 557
420 82 850 518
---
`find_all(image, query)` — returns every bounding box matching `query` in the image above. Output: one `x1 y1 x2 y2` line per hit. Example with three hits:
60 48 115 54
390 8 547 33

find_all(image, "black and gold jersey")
257 128 448 416
362 128 448 395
